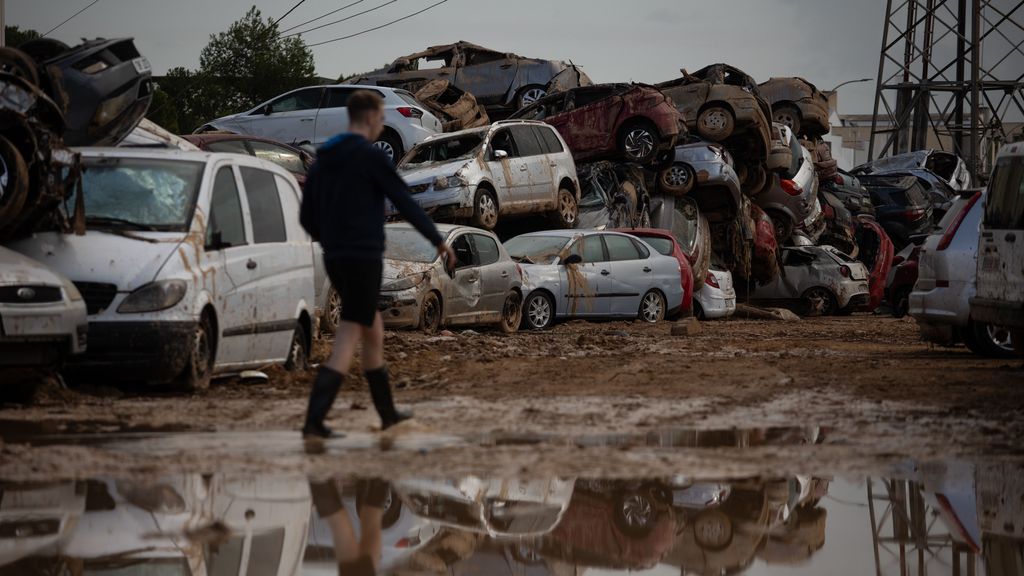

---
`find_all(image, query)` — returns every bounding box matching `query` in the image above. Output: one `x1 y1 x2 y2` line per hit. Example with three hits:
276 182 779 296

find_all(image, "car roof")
182 133 306 152
422 119 552 141
512 229 632 239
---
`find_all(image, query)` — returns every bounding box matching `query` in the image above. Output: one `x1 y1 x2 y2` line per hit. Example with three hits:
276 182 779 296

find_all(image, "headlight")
117 280 187 313
64 279 83 302
433 175 466 190
381 275 424 292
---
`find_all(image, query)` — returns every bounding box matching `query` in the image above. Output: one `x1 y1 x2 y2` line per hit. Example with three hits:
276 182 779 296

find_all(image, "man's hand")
438 242 457 272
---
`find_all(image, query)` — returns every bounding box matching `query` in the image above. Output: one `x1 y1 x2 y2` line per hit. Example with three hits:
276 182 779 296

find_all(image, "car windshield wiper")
85 216 159 231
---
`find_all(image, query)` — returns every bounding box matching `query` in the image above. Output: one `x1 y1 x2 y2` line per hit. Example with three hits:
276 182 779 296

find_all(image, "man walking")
300 90 455 439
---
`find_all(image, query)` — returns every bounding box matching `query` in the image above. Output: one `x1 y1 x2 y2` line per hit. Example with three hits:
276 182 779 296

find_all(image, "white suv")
395 120 580 230
196 85 443 162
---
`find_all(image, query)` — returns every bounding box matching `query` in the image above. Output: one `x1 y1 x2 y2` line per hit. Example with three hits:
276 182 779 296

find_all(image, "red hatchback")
182 133 313 187
615 228 694 315
510 83 681 164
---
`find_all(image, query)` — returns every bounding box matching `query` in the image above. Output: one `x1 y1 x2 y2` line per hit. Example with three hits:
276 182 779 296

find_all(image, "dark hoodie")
300 133 444 261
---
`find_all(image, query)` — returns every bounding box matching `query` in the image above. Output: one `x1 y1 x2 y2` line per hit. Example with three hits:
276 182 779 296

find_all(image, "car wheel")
0 47 40 87
472 188 499 230
420 291 442 334
773 105 802 136
175 313 215 392
618 121 660 163
516 84 547 109
766 209 793 243
697 105 735 141
744 164 768 195
373 131 403 164
499 291 523 334
659 163 695 195
285 322 310 371
693 299 706 320
693 508 734 550
639 290 666 323
553 187 578 228
0 136 30 231
802 287 838 316
966 321 1016 359
891 287 911 319
357 483 403 530
523 292 554 330
614 491 656 537
320 286 342 336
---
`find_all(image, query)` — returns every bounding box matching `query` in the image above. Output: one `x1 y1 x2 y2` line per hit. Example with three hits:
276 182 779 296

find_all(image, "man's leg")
303 320 361 438
362 312 411 429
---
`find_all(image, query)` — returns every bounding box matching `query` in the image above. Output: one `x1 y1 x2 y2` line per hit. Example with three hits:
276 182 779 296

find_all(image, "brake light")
396 107 424 118
901 207 927 222
936 191 981 251
834 175 844 185
781 179 803 196
705 272 720 289
839 265 851 278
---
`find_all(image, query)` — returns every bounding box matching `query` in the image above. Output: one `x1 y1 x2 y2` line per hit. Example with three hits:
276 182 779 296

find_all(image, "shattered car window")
505 235 570 265
80 158 204 231
986 156 1024 229
404 134 484 165
385 228 441 263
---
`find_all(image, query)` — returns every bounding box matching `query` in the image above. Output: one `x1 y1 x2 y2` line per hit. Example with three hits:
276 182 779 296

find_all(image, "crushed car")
509 83 681 164
414 79 490 132
852 149 972 191
378 223 524 333
649 194 712 289
695 265 737 320
346 41 592 117
757 77 831 138
858 173 935 250
183 133 313 187
754 124 820 244
818 189 859 257
576 161 651 230
394 120 580 230
750 245 870 315
855 216 895 312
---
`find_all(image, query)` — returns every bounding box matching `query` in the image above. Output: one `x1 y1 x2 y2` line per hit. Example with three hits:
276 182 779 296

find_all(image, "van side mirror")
492 149 508 160
561 253 582 266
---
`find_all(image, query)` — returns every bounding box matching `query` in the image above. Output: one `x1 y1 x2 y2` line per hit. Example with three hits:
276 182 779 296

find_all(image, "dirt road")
1 314 1021 480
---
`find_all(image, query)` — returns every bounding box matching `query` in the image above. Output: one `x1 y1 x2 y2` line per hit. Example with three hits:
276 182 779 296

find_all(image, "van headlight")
117 280 187 313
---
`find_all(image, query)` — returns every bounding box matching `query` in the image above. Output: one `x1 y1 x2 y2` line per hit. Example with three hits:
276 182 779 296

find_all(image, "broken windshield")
79 158 204 232
386 227 441 263
504 235 570 264
403 134 484 166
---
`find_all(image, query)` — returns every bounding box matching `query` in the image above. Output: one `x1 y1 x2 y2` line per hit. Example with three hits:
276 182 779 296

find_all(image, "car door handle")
246 259 258 270
468 276 479 283
500 64 513 69
600 269 610 276
500 271 509 278
643 267 652 273
300 118 314 122
519 164 528 171
549 162 558 167
1007 233 1017 243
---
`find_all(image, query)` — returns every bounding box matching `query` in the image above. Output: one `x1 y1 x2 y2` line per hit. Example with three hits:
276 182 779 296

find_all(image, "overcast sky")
7 0 886 113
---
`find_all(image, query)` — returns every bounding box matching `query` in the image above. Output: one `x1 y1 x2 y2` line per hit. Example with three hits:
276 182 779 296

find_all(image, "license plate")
132 57 152 74
725 298 735 307
982 255 999 272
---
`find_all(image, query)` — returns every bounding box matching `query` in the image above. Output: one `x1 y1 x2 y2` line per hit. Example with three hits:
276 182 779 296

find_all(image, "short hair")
348 90 384 125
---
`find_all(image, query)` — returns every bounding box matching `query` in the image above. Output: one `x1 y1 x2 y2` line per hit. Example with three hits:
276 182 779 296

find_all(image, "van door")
313 87 354 145
509 125 554 205
486 128 531 211
976 153 1024 324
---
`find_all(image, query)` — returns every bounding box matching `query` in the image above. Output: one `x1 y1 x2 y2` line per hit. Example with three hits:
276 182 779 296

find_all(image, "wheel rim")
290 331 307 368
521 87 546 106
624 128 655 160
807 288 835 315
422 295 440 330
503 293 521 329
328 289 342 329
641 292 663 322
478 193 497 228
664 164 691 188
775 112 797 129
528 295 550 328
621 494 653 528
559 191 576 224
702 110 729 132
374 140 395 161
987 325 1014 352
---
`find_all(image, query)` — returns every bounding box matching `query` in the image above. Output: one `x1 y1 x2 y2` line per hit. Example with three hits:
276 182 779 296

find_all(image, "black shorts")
325 259 382 327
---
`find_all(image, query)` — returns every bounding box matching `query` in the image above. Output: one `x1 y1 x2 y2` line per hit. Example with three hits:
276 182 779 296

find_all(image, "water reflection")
1 463 1021 575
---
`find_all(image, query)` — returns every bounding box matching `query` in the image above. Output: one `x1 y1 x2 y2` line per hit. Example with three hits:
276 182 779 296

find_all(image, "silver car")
695 266 737 320
755 124 820 242
505 230 684 330
395 120 580 231
379 223 523 333
751 246 870 315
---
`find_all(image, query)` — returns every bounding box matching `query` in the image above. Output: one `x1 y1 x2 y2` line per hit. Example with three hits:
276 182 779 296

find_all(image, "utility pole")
1 0 6 47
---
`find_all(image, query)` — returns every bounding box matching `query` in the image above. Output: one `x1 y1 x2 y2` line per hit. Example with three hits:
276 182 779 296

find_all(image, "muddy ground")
1 314 1022 481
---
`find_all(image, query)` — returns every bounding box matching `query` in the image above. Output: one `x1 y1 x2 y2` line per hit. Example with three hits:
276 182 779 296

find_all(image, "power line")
306 0 449 47
273 0 309 25
280 0 367 34
283 0 397 38
43 0 100 37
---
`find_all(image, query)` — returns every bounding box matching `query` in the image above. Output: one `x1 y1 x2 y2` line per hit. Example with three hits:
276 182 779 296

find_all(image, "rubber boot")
365 366 412 430
302 366 343 438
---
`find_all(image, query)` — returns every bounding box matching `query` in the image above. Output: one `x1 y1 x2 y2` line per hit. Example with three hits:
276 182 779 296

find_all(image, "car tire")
420 291 442 334
516 84 547 109
659 162 695 195
965 321 1016 359
472 188 499 230
499 291 522 334
744 165 768 195
0 135 31 231
175 313 215 393
614 490 657 537
320 286 342 336
766 209 794 244
0 47 40 87
697 105 735 141
285 322 310 371
802 287 838 316
356 483 403 529
639 290 667 323
373 131 403 164
522 291 555 330
773 105 802 136
890 286 911 318
693 299 706 320
617 120 660 164
552 187 578 228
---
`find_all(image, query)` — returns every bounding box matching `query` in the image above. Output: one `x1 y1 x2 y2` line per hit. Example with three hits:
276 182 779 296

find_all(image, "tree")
4 25 41 48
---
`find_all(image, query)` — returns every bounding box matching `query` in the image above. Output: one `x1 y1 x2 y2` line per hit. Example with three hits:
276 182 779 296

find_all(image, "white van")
10 148 316 390
972 142 1024 355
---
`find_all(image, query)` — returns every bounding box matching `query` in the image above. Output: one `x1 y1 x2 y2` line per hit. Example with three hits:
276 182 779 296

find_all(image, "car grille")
73 282 118 315
0 285 63 304
409 183 430 194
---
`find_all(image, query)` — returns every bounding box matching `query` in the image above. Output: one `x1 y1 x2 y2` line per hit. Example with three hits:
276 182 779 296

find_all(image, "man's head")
348 90 385 141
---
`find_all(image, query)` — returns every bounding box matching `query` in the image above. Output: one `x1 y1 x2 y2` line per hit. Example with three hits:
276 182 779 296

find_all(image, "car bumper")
378 290 421 329
66 321 197 383
697 288 736 319
387 186 474 219
970 297 1024 328
0 301 88 365
838 283 871 309
908 282 971 327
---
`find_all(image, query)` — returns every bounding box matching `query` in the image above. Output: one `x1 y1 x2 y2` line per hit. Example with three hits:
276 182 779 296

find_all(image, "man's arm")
299 163 322 242
372 152 444 247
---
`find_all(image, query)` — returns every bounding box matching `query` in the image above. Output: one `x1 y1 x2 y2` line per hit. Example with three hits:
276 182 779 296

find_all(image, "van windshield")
986 156 1024 229
80 157 204 232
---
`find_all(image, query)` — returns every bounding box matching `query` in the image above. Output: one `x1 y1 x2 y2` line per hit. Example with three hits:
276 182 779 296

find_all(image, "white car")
196 84 443 162
395 120 581 231
695 267 736 320
751 246 871 315
0 247 87 368
910 190 1015 357
0 481 85 567
10 148 316 391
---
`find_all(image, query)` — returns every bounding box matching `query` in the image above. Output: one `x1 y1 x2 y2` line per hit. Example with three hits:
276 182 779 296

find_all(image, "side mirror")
262 105 272 116
561 253 583 266
493 149 509 160
206 231 229 251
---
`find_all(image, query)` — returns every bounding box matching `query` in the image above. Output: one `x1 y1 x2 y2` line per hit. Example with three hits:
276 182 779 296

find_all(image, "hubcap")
642 293 663 322
776 112 796 129
374 140 395 161
528 296 550 328
987 324 1014 352
559 192 576 224
624 128 655 160
621 494 653 528
665 165 691 187
808 289 834 315
478 194 497 228
521 87 546 106
703 110 728 131
328 290 342 329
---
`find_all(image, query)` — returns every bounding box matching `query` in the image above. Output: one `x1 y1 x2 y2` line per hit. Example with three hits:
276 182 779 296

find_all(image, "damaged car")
649 194 712 289
346 41 592 117
506 230 685 329
378 223 523 333
614 228 695 317
413 79 490 132
576 161 651 230
394 120 580 230
852 149 972 191
855 216 895 312
750 245 870 315
509 83 681 164
754 124 820 244
819 189 859 257
757 77 831 138
859 173 935 250
182 133 313 187
695 266 737 320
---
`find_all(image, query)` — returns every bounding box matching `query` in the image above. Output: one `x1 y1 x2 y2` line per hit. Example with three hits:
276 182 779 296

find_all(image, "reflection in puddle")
1 460 1021 575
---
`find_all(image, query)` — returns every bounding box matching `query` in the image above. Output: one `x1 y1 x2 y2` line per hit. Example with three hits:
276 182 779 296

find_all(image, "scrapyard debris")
803 137 838 182
758 77 831 138
414 79 490 132
576 161 652 230
671 317 702 335
733 304 801 321
851 149 972 191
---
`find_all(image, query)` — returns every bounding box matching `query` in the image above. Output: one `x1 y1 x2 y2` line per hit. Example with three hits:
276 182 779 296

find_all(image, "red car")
749 203 780 285
510 83 681 164
856 217 895 312
614 228 694 315
182 133 313 187
887 243 921 317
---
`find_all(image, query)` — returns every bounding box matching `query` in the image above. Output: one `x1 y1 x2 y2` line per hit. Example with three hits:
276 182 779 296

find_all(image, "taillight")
781 179 803 196
834 175 844 185
705 272 720 289
397 107 424 118
936 191 981 251
839 265 851 278
901 207 927 222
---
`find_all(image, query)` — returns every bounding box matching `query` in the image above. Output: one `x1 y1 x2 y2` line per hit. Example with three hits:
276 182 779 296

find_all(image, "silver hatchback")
751 246 870 315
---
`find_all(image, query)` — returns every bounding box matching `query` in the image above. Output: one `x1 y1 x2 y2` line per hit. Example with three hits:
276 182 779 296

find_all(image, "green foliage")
4 25 41 48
